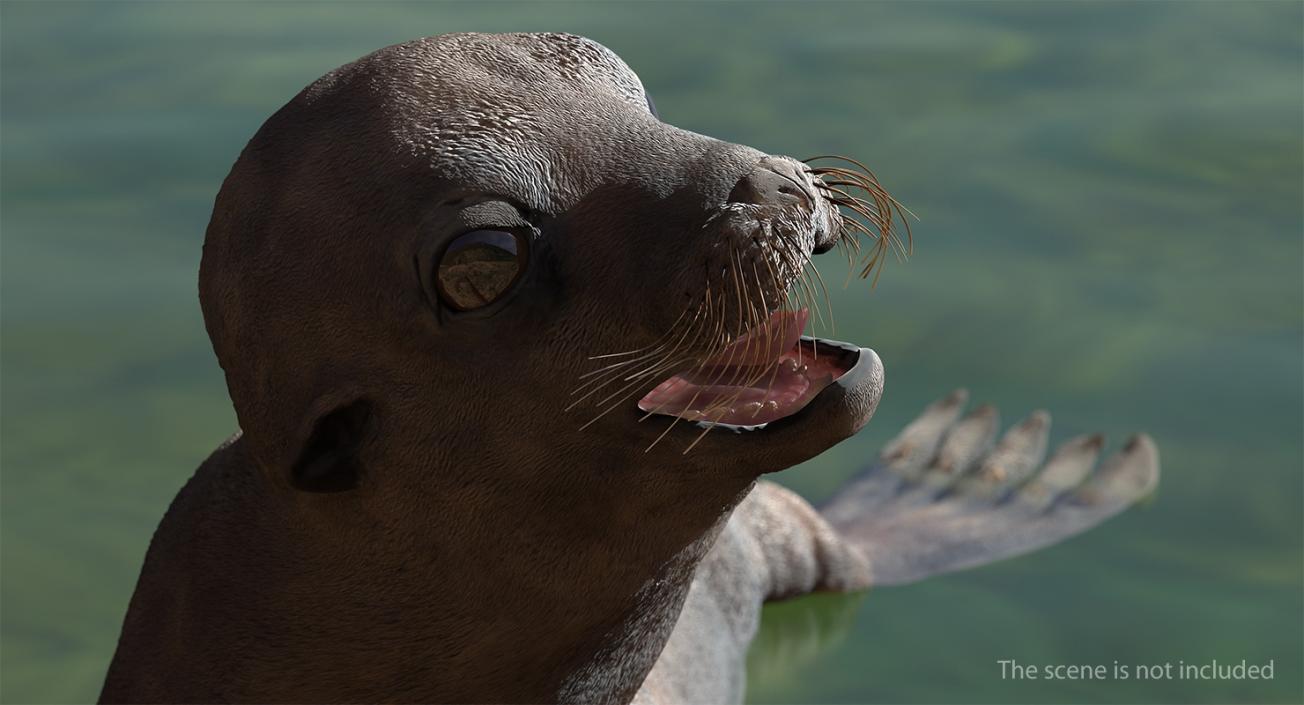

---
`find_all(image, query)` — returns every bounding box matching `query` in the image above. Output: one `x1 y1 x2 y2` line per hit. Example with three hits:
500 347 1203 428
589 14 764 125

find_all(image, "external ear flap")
290 399 373 493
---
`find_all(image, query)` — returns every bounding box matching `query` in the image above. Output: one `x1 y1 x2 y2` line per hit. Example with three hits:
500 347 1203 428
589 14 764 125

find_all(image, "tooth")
763 400 779 412
743 401 763 416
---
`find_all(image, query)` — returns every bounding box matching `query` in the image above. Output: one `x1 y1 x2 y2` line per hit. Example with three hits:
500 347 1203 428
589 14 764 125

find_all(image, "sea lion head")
200 32 895 499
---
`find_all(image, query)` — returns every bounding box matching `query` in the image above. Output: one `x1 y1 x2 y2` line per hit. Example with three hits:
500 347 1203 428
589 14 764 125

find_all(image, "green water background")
2 2 1300 703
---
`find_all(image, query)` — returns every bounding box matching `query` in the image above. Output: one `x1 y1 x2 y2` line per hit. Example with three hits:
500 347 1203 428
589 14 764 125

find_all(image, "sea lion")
100 32 1159 704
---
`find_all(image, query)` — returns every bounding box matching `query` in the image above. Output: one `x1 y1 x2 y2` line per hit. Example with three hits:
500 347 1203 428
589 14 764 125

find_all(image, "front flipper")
820 390 1160 586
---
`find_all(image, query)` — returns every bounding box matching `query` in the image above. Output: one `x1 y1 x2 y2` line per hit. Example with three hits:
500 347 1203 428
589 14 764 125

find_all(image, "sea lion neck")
202 434 758 703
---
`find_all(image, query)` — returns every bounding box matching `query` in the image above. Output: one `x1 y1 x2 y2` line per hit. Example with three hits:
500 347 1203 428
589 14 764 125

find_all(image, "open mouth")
637 309 859 429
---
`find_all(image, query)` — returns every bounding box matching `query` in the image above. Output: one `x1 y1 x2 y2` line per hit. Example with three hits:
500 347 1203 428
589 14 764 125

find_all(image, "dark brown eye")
434 229 527 311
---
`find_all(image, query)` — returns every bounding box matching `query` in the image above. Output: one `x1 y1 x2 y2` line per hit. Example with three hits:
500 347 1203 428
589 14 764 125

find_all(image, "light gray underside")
634 390 1159 705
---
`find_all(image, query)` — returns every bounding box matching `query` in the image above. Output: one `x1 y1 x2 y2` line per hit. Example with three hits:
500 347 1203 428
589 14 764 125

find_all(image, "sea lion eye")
434 229 528 311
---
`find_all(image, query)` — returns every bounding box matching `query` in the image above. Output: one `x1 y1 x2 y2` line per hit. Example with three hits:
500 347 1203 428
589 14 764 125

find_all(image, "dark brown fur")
100 33 883 704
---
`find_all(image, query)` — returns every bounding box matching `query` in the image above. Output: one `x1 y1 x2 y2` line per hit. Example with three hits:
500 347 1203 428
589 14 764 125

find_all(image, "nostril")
727 168 809 208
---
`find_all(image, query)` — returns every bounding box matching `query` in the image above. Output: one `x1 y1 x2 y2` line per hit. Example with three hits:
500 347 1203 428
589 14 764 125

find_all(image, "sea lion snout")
726 155 841 254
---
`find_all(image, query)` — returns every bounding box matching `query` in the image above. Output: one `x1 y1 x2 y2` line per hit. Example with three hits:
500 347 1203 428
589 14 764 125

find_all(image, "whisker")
569 303 706 410
577 153 911 452
577 356 694 432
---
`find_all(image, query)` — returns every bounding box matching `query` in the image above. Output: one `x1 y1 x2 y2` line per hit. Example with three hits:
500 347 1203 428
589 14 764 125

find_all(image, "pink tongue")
636 308 833 426
702 309 809 369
